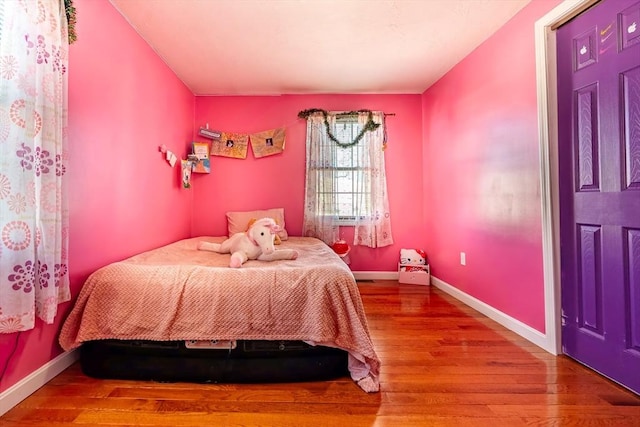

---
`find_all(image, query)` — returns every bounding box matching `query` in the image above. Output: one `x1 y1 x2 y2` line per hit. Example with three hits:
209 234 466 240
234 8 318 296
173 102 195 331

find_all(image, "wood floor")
2 281 639 426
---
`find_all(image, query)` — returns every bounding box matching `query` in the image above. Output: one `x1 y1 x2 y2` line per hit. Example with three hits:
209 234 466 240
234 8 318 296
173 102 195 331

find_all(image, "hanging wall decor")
159 144 178 167
198 126 222 141
210 132 249 159
181 159 193 188
191 141 211 173
250 127 286 158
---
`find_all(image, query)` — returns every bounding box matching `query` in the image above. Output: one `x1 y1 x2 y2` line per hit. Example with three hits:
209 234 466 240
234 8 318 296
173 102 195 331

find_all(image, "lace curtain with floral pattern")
352 111 393 248
0 0 70 333
302 112 340 245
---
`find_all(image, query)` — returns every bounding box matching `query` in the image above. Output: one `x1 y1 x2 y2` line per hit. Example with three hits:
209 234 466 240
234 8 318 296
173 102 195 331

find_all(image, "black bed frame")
80 339 349 384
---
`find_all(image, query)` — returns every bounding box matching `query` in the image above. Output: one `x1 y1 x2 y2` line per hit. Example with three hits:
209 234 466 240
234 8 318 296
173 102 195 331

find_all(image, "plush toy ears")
268 223 282 234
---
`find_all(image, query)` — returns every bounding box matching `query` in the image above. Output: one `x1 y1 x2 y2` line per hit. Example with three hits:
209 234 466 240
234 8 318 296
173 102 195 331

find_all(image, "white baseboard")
353 271 399 281
431 276 554 352
352 270 553 351
0 349 78 416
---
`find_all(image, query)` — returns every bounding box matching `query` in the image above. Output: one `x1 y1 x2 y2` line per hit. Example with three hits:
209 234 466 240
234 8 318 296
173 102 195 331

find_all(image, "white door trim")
534 0 598 355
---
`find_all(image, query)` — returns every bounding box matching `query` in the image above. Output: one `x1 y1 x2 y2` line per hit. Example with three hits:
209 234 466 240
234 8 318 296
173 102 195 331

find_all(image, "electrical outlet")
460 252 466 266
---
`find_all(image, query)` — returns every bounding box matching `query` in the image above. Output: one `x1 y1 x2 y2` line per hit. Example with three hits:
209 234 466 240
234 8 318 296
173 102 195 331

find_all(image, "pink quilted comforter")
59 236 380 392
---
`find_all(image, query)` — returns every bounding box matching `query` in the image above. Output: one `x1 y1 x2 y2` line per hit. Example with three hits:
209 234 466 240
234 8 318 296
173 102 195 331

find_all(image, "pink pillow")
226 208 288 240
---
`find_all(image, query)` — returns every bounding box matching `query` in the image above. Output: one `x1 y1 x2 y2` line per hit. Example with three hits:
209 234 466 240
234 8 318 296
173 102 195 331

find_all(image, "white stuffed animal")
400 248 427 266
198 217 298 268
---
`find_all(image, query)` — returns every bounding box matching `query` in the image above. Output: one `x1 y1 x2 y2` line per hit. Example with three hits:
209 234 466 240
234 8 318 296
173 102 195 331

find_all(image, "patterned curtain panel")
352 111 393 248
302 112 340 245
0 0 70 333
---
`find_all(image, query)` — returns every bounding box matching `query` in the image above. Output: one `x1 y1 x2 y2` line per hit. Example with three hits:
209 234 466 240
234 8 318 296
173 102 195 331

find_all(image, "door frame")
534 0 600 355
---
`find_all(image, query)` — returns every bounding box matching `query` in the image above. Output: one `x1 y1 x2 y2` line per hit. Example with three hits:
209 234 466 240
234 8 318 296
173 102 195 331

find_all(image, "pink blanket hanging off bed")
59 236 380 392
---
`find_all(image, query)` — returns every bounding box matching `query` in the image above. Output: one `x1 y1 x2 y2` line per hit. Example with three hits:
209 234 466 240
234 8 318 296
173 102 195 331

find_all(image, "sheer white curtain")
352 111 393 248
0 0 70 333
302 112 340 245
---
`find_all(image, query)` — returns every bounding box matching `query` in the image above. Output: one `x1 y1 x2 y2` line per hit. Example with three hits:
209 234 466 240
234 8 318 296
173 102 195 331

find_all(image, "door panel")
626 228 640 352
578 225 603 335
576 84 600 190
557 0 640 394
622 67 640 188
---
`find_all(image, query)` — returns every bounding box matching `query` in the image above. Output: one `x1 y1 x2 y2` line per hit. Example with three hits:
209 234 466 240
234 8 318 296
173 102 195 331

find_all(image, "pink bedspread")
59 236 380 392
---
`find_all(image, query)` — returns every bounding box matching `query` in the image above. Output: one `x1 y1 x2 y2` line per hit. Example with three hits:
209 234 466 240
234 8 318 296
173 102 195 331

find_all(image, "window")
316 116 370 223
303 110 393 248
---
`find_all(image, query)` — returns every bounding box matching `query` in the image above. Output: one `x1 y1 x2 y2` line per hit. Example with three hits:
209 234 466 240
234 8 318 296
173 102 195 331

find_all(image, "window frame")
313 115 371 224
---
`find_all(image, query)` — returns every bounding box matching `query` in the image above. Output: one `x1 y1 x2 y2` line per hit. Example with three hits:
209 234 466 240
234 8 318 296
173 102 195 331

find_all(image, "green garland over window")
65 0 77 44
298 108 380 148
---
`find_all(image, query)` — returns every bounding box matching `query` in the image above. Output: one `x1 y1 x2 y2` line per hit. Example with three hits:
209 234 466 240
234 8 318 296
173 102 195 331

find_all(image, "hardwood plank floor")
2 281 638 426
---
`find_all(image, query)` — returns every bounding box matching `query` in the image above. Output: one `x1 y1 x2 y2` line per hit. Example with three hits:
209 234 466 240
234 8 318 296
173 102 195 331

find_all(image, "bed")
59 235 380 392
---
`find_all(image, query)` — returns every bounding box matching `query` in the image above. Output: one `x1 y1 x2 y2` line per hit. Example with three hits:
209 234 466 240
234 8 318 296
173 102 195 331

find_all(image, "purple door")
557 0 640 394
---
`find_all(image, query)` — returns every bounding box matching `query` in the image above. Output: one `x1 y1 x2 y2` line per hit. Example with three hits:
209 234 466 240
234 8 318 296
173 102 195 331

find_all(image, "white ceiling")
110 0 532 96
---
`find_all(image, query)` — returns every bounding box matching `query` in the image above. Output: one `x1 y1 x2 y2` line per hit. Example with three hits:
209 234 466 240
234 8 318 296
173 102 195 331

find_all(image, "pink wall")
192 95 424 271
0 0 195 393
422 0 561 333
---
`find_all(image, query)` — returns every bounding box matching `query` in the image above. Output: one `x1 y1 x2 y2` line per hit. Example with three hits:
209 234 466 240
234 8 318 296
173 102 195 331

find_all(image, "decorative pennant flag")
210 132 249 159
181 159 193 188
250 127 286 158
159 144 178 167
